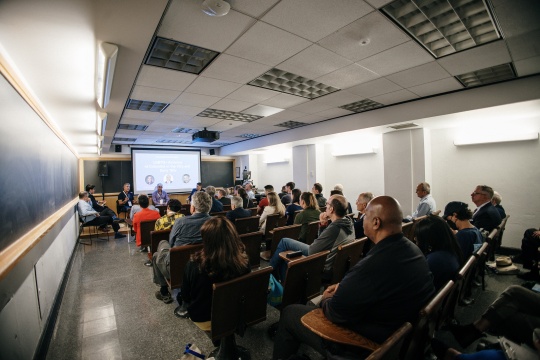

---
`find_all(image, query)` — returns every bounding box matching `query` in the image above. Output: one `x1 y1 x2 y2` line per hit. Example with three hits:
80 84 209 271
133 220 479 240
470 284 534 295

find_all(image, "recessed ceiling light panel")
237 134 262 139
126 99 170 112
113 137 136 143
118 124 148 131
249 68 339 99
339 99 383 113
456 63 516 87
275 121 308 129
242 104 284 117
197 108 263 122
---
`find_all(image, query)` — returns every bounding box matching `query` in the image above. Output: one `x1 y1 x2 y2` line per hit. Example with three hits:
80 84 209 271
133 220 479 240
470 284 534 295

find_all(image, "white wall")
0 211 78 359
255 154 293 191
430 127 540 248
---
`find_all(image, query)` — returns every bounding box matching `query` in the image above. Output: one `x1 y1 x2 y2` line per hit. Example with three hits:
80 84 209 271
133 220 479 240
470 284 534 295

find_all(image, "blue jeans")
269 238 309 282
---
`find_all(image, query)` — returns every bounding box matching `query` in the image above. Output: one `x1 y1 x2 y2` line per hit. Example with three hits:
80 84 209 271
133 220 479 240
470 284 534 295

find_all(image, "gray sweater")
308 217 355 272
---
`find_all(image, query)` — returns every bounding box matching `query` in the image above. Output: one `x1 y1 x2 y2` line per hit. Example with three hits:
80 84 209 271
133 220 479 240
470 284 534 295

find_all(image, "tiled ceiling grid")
113 0 540 148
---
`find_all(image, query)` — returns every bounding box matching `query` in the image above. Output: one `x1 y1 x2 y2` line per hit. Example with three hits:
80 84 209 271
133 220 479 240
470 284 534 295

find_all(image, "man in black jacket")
471 185 501 232
85 184 119 222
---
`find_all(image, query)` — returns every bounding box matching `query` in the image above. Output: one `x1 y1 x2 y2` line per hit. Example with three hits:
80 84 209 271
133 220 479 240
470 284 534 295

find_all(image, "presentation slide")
132 148 201 194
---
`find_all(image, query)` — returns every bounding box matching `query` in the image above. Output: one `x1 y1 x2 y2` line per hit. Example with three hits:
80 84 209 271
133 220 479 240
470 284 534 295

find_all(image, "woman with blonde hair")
176 216 250 321
259 191 285 233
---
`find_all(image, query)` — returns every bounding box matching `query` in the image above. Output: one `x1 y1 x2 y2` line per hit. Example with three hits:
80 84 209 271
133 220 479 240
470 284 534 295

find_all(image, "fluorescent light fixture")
263 158 289 164
96 42 118 109
454 132 538 146
332 148 377 157
97 111 107 136
241 105 284 117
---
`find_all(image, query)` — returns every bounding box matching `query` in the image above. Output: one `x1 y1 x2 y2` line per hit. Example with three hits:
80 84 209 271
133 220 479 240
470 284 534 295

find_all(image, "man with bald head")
273 196 435 360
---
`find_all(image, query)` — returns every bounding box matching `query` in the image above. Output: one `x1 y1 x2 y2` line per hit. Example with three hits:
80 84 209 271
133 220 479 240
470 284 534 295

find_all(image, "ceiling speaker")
201 0 230 17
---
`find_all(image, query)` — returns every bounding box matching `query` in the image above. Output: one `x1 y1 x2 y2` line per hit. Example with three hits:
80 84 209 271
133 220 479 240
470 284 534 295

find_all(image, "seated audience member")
226 187 234 198
133 194 161 254
216 189 231 206
118 183 134 213
187 182 202 203
444 201 483 258
205 186 223 213
226 196 251 222
491 191 506 219
175 216 250 320
270 195 354 282
333 183 344 192
450 285 540 348
405 182 437 221
415 215 463 291
257 185 274 215
518 227 540 281
152 192 212 304
151 183 169 205
237 187 254 210
245 183 256 200
154 199 184 231
272 196 435 360
471 185 502 232
285 189 302 225
330 189 353 214
293 192 321 243
260 191 286 234
130 199 158 220
278 185 287 199
86 184 119 221
312 183 327 208
281 182 295 206
78 191 125 239
355 192 374 256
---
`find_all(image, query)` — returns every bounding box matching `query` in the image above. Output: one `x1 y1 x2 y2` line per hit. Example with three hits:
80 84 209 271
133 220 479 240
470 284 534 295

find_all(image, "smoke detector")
201 0 230 17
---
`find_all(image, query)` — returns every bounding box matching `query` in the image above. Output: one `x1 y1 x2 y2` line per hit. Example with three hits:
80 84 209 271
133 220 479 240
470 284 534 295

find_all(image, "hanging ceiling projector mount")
201 0 230 17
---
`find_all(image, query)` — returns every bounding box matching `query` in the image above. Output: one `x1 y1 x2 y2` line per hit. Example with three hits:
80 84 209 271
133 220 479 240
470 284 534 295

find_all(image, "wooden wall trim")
0 198 79 282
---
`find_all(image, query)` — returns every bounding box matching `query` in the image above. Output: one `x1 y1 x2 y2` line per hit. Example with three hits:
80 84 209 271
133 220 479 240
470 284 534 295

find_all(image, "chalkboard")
83 160 133 194
83 159 234 192
0 74 78 253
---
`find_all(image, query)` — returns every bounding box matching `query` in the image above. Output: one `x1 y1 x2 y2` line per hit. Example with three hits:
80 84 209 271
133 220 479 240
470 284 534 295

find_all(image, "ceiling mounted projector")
201 0 230 16
192 128 220 143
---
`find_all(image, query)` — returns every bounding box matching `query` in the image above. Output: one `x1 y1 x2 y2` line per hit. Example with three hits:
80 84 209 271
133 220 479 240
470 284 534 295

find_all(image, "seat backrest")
403 280 454 360
431 210 441 216
210 211 228 217
140 219 158 247
281 250 329 310
407 215 428 243
235 216 260 235
223 204 231 211
401 222 414 241
211 266 273 341
270 224 303 257
304 221 320 245
366 322 413 360
289 209 301 224
329 237 368 285
168 243 204 289
180 204 191 216
248 207 258 216
264 213 286 240
457 255 477 305
240 231 263 269
150 229 171 254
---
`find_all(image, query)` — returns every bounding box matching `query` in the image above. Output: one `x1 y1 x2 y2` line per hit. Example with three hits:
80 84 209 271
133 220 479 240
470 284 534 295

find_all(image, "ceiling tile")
262 0 373 42
201 54 271 84
164 104 206 116
277 44 353 79
358 41 433 76
159 1 255 52
315 63 379 89
131 85 181 103
225 21 312 66
211 98 255 112
294 113 327 123
184 76 243 98
173 92 221 108
506 29 540 62
437 41 512 76
309 90 363 107
136 65 197 91
370 89 419 105
226 85 280 103
182 116 222 128
229 0 281 18
115 129 145 137
157 114 195 124
287 100 335 114
346 77 402 98
318 11 410 62
145 124 176 133
386 62 451 88
260 93 309 108
364 0 393 8
262 110 307 122
491 0 540 38
408 78 463 97
122 111 162 121
207 120 246 132
514 56 540 76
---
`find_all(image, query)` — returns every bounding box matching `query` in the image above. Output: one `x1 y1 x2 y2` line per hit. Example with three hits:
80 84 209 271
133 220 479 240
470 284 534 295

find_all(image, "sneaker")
174 305 189 318
114 232 126 239
144 260 152 267
138 246 148 253
155 290 173 304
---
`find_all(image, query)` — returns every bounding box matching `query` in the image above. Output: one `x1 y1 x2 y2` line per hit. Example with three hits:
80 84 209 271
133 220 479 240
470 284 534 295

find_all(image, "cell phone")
286 250 303 259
